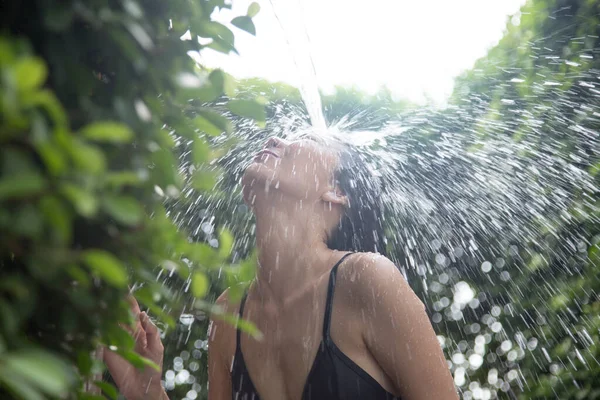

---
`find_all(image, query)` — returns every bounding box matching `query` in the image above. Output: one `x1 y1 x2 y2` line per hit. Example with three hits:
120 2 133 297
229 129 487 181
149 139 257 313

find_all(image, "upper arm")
350 254 458 400
208 291 233 400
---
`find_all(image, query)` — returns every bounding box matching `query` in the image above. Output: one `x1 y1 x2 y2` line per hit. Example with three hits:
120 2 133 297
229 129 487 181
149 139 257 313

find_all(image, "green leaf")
106 324 136 350
76 351 93 376
150 149 181 188
527 253 547 272
0 37 15 65
104 171 143 187
216 312 262 340
231 16 256 35
247 2 261 17
121 350 160 371
14 204 43 238
21 90 67 129
588 244 600 266
0 369 45 400
0 300 20 335
133 286 176 328
206 40 237 55
0 174 46 201
208 69 225 94
2 349 73 396
36 141 68 176
194 83 221 103
102 195 144 226
550 293 569 310
83 250 128 288
193 138 211 165
192 169 218 191
13 57 47 92
78 395 106 400
222 71 237 97
238 257 256 283
69 142 106 174
81 122 134 143
555 337 572 357
186 242 217 267
40 196 72 244
219 229 234 259
60 184 98 217
192 271 209 298
93 381 118 400
67 265 91 288
2 148 38 175
197 21 235 48
198 108 232 134
228 99 266 123
193 115 223 136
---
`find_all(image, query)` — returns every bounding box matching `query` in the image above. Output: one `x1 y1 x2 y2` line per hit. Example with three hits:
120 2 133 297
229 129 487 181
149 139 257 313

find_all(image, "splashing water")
166 4 600 400
268 0 326 130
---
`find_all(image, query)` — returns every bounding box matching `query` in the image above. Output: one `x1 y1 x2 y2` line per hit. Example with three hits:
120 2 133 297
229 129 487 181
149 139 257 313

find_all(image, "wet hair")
326 146 388 256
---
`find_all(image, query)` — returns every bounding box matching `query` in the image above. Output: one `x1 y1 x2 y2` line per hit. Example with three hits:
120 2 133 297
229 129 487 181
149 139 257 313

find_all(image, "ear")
322 188 348 206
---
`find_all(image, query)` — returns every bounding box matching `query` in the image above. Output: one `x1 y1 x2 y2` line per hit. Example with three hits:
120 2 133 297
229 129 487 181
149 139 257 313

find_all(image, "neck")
250 192 341 305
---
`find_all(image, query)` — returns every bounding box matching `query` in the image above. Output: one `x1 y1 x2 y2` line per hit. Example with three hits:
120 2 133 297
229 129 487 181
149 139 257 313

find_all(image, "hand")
104 297 168 400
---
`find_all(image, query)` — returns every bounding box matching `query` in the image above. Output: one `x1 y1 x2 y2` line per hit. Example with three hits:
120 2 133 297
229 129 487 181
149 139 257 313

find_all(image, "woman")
106 135 458 400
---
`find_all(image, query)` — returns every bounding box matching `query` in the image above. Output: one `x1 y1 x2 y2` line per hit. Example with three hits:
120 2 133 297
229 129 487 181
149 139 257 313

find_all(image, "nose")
265 137 289 149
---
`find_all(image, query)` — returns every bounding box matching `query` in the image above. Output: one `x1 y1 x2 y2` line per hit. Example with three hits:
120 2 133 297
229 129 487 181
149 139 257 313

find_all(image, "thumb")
103 346 130 378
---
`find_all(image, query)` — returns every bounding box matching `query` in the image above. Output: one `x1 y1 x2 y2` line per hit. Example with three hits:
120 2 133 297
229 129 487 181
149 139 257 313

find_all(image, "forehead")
289 138 339 162
288 131 341 152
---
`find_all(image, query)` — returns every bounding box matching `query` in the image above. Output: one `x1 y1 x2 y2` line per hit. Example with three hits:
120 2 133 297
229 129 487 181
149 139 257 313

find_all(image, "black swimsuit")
231 253 400 400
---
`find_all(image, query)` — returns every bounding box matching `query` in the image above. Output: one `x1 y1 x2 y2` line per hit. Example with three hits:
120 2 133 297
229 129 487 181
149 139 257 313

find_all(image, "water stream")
267 0 327 130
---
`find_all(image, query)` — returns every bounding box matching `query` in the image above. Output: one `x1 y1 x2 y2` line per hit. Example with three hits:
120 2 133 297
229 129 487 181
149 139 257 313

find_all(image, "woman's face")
242 137 340 205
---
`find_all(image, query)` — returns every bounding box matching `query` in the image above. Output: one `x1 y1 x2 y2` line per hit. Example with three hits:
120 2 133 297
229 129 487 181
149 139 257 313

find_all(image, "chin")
242 162 289 206
242 162 268 205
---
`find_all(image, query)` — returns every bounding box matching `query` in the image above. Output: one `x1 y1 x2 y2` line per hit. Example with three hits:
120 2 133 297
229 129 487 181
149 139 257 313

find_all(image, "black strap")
323 252 354 340
235 252 354 348
235 291 249 354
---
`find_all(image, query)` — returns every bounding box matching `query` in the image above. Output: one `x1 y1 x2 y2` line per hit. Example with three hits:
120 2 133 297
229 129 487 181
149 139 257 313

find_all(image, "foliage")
0 0 261 399
439 0 600 398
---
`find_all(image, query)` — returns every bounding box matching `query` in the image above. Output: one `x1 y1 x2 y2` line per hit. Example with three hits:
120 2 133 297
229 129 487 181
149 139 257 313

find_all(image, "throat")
253 222 339 304
253 248 340 307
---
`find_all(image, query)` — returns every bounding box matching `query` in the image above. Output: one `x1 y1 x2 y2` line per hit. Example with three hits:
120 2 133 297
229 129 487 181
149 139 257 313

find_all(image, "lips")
254 149 280 160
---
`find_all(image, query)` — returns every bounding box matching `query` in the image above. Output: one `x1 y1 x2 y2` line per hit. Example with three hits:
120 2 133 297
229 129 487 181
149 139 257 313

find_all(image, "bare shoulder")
337 252 424 309
208 288 241 360
213 287 238 312
337 252 404 289
210 287 243 329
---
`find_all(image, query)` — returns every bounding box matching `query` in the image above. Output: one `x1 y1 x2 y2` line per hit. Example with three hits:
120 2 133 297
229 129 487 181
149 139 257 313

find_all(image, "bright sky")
199 0 526 104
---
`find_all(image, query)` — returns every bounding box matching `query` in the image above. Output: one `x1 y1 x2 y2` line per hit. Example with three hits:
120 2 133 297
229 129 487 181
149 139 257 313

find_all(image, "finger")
116 321 147 353
121 295 143 334
140 312 162 351
140 312 159 341
134 312 148 350
103 346 130 377
103 346 123 364
127 295 142 315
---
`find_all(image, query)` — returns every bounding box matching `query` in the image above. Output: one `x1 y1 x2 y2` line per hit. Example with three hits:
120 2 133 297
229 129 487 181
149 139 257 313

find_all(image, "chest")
239 294 328 400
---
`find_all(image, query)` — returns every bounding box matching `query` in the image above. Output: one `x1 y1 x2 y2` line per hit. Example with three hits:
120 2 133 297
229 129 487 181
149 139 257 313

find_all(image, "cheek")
277 149 334 192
